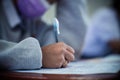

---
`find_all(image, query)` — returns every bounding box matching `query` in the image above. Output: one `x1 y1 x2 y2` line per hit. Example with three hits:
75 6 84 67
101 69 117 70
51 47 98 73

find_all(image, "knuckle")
60 48 65 54
66 54 75 62
70 55 75 61
57 58 64 66
62 61 68 68
54 62 63 68
58 47 65 54
58 57 64 62
59 42 65 46
63 63 67 68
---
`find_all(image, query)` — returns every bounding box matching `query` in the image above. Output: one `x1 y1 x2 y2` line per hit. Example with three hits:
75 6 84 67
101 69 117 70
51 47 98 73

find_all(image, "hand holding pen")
41 18 75 68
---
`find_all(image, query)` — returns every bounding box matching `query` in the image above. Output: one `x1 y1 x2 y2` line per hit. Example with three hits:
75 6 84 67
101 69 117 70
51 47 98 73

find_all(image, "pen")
53 18 60 42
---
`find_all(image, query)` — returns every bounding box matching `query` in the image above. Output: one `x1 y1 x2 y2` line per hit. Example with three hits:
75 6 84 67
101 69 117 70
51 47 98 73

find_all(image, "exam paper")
17 54 120 74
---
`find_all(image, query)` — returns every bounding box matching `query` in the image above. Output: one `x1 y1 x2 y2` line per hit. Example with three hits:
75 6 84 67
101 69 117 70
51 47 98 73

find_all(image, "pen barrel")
53 18 60 43
54 28 59 42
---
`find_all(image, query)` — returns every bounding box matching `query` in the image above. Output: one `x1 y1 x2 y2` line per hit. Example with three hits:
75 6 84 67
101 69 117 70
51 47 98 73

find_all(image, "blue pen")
53 18 60 42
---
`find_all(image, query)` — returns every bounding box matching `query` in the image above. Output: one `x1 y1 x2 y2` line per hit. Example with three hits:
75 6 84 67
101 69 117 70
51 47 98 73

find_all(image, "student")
81 0 120 58
0 0 75 70
56 0 87 60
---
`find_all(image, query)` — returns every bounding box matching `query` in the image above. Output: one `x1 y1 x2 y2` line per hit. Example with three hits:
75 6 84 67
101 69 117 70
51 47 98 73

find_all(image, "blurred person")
81 0 120 58
0 0 75 70
56 0 87 60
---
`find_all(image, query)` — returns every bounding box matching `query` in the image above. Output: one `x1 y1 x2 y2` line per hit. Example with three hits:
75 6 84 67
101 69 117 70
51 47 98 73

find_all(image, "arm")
81 9 119 58
0 37 42 70
0 37 75 70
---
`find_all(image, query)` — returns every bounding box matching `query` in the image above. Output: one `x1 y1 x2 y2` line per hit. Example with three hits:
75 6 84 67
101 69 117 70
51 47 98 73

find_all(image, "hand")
108 40 120 53
42 42 75 68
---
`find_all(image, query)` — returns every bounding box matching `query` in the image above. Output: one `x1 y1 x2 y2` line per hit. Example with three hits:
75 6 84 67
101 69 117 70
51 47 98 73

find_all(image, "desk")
0 71 119 80
0 56 120 80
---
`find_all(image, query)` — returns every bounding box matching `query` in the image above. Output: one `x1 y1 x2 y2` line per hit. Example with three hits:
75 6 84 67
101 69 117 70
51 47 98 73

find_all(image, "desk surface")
0 71 119 80
0 56 120 80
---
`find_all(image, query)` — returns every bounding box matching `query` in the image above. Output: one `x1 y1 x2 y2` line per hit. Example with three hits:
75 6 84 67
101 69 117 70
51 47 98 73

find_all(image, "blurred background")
42 0 112 25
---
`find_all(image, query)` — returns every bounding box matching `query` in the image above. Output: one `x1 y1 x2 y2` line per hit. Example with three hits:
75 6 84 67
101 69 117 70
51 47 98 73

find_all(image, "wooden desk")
0 71 119 80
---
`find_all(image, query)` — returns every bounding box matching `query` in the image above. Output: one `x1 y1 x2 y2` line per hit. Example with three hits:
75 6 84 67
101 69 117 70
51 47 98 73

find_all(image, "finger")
64 49 75 62
62 59 68 68
64 44 75 54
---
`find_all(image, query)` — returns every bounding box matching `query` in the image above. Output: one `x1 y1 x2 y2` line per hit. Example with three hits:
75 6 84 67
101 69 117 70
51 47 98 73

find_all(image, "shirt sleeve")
81 8 120 58
93 9 120 42
0 37 42 70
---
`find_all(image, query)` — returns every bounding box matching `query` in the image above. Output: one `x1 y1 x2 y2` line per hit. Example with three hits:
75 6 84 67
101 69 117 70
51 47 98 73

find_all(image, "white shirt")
82 8 120 58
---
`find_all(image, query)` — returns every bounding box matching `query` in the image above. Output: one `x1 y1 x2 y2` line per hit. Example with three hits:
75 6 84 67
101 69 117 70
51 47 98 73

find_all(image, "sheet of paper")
17 54 120 74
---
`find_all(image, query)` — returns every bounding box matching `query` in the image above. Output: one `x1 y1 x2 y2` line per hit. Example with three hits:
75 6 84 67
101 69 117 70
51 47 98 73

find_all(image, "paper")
17 54 120 74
